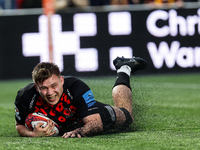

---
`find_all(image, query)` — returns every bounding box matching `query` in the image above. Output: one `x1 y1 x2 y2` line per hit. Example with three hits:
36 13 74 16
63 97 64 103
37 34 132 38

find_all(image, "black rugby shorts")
96 101 116 131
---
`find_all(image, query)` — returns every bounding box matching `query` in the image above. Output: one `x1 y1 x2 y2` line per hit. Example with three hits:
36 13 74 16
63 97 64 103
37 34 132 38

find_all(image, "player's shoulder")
18 82 36 94
63 76 88 91
15 82 38 104
63 76 82 86
63 76 79 81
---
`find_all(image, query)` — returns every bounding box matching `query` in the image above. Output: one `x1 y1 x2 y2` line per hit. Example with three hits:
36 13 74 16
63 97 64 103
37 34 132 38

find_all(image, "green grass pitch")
0 73 200 149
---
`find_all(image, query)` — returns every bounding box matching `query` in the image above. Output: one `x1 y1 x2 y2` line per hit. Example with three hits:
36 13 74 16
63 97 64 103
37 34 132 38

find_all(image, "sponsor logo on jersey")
82 90 96 108
15 106 21 120
29 94 37 109
67 89 73 100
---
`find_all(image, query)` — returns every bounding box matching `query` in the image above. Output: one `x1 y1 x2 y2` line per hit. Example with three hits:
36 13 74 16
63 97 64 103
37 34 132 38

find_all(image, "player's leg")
112 85 133 128
112 56 147 128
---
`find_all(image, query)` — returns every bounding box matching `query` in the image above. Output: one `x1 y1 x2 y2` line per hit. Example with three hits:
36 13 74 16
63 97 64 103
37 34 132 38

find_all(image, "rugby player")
15 56 147 138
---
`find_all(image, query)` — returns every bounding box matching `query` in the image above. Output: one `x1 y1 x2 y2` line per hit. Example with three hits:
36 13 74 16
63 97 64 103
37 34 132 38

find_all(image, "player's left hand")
62 128 86 138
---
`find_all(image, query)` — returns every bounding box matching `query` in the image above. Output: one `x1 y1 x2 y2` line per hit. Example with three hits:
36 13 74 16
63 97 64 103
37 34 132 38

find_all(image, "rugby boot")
113 56 147 73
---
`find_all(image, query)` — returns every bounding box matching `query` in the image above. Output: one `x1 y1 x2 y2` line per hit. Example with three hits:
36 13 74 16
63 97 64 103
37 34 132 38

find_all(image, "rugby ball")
25 112 60 136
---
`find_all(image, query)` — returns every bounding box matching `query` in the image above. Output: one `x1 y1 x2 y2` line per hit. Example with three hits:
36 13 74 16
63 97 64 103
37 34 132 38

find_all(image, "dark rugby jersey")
15 76 99 134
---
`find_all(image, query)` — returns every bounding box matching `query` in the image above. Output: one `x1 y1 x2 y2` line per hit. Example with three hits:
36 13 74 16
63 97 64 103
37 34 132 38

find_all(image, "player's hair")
32 62 61 84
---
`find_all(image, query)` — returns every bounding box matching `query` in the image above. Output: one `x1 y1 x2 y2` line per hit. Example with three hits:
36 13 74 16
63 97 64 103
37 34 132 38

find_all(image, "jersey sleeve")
67 77 99 119
14 83 37 125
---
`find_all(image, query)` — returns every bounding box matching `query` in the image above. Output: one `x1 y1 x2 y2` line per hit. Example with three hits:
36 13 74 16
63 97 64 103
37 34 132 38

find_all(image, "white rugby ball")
25 112 60 136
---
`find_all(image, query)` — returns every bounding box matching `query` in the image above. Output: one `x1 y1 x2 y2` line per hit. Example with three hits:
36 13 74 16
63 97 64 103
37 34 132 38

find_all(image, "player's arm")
62 77 103 138
62 113 103 138
16 121 33 137
16 120 56 137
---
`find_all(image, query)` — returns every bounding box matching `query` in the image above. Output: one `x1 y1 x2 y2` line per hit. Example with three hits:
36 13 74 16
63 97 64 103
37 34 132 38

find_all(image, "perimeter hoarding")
0 7 200 79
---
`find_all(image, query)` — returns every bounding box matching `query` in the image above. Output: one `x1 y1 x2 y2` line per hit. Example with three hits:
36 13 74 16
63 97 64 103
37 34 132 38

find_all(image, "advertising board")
0 7 200 79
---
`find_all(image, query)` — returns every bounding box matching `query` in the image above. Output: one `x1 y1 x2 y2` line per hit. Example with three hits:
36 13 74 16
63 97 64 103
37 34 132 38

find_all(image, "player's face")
35 74 64 105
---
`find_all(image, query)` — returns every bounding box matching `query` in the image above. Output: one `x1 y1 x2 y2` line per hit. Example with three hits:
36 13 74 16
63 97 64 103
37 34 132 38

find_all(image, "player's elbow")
15 122 23 136
15 121 32 137
15 121 20 132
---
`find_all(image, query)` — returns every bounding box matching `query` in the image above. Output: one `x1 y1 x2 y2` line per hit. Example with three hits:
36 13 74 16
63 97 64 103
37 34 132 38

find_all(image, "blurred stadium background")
0 0 200 79
1 1 200 149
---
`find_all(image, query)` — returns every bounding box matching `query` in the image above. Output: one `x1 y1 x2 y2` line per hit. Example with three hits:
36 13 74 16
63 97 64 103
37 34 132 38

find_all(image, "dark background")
0 8 199 79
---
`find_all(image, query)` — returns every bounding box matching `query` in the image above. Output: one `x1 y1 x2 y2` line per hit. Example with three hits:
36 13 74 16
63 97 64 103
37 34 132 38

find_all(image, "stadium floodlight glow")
109 47 133 70
108 12 132 35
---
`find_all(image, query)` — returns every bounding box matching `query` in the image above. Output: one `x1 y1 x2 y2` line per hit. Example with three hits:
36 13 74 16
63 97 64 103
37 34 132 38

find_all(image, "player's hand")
62 128 86 138
32 119 56 137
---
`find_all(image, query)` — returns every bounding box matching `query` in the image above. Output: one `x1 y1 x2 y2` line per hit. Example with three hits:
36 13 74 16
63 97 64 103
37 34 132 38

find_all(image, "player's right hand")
32 119 56 137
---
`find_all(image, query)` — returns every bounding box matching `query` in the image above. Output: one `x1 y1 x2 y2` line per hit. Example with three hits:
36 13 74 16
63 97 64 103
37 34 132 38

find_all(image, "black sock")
113 72 131 90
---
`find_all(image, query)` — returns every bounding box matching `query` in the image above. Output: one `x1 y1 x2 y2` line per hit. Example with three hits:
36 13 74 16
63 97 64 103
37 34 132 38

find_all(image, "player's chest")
33 92 77 123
